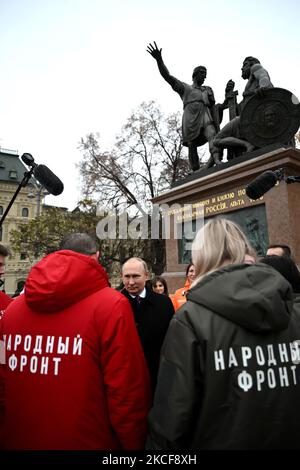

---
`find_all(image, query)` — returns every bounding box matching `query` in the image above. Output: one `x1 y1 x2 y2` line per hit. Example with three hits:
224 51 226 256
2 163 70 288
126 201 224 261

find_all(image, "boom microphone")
245 169 284 200
33 164 64 196
21 153 64 196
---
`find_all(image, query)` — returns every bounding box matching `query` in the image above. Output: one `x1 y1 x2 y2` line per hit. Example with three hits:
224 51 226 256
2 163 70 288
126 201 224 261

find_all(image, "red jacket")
0 250 150 450
0 291 13 317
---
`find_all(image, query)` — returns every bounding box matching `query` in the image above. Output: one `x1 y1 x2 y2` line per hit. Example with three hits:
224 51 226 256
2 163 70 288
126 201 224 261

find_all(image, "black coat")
122 288 174 393
147 263 300 450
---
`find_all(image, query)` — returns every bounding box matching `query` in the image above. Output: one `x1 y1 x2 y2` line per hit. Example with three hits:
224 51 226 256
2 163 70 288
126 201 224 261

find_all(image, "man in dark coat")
121 257 174 395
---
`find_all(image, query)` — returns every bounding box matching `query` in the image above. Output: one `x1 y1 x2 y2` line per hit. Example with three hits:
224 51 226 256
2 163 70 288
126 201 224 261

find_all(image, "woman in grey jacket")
147 218 300 450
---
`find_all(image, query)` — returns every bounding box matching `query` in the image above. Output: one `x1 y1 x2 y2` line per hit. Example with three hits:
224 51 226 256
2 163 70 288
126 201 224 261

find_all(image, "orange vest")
171 279 191 312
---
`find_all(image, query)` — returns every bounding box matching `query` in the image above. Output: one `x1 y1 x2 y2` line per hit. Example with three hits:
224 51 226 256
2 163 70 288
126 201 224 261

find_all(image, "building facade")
0 148 42 296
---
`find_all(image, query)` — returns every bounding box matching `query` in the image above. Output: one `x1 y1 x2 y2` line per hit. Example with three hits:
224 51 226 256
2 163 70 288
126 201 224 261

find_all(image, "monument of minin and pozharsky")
147 42 300 292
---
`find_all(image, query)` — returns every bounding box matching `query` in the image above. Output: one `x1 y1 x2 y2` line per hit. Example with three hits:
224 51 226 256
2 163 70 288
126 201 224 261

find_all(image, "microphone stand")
286 176 300 184
0 167 35 227
273 168 300 185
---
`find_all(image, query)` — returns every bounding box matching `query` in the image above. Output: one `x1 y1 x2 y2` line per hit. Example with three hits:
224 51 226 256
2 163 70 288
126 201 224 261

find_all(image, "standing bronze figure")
147 42 222 171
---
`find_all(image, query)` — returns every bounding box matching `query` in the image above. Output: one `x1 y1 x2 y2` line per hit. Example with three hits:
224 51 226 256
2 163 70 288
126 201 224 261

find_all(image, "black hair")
267 243 291 257
0 244 11 257
152 276 169 296
261 255 300 293
186 263 194 277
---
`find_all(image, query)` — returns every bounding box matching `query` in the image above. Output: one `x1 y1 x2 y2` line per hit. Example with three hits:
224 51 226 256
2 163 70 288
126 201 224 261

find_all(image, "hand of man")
147 41 162 61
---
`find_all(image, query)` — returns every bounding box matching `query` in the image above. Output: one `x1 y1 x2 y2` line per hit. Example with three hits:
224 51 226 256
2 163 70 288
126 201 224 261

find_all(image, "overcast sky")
0 0 299 210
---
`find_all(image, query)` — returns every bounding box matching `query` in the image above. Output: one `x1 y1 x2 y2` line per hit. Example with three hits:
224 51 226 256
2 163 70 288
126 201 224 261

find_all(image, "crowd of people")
1 222 300 450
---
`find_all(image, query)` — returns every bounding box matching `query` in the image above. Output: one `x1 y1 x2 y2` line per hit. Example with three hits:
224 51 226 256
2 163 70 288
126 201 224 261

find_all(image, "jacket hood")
24 250 109 313
187 263 293 333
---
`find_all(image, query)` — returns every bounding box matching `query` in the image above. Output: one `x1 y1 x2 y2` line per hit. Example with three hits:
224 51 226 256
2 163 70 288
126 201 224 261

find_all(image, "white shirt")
129 288 146 299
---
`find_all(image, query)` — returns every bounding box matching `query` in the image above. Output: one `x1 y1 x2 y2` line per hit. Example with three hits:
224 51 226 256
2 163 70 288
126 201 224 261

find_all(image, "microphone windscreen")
21 153 35 167
33 164 64 196
245 171 278 200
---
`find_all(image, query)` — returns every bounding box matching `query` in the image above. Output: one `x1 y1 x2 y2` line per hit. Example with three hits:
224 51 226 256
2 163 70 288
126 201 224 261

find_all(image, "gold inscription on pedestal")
166 188 263 222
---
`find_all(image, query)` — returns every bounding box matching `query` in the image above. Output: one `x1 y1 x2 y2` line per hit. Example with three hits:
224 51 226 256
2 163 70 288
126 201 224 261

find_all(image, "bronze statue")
147 42 222 171
147 45 300 172
213 57 274 155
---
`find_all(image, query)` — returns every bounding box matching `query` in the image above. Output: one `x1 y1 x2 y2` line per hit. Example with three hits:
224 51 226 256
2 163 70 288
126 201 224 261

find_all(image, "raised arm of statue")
147 42 183 94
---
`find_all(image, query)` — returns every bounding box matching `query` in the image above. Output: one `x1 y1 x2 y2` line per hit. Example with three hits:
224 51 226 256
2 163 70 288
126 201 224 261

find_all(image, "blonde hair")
191 218 256 287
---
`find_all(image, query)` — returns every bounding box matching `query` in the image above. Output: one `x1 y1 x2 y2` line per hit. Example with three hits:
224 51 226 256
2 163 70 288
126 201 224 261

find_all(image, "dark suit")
122 288 174 394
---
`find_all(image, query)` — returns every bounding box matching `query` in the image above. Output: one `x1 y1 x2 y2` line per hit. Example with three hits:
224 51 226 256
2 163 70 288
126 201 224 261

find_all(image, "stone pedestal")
152 147 300 294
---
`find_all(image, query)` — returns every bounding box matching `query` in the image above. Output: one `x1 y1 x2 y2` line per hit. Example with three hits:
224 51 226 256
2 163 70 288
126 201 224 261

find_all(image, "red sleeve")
0 292 13 313
99 296 151 450
0 320 5 448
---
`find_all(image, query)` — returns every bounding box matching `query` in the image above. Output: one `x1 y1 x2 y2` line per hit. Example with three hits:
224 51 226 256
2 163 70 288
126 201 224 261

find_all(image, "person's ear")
90 251 99 262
